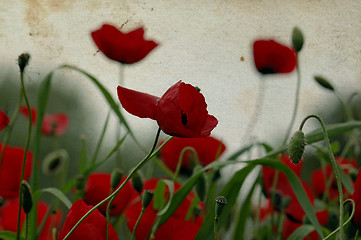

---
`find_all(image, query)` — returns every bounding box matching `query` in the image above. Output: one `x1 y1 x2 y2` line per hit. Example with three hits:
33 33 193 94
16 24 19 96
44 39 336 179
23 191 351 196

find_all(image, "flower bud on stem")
214 196 228 240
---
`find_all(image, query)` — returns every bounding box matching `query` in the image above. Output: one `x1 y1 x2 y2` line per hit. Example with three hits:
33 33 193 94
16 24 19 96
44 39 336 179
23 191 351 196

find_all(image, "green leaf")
153 180 166 211
245 159 324 239
195 165 256 240
58 65 138 145
0 231 25 240
34 188 72 209
287 225 315 240
231 176 258 240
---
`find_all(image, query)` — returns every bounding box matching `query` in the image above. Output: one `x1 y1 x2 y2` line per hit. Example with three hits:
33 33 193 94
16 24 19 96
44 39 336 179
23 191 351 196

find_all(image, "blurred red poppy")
0 110 9 131
0 143 33 199
253 40 297 74
83 173 137 216
57 200 118 240
311 157 357 200
125 179 203 240
117 81 218 138
91 24 158 64
352 168 361 228
19 106 69 136
0 198 62 240
159 136 226 172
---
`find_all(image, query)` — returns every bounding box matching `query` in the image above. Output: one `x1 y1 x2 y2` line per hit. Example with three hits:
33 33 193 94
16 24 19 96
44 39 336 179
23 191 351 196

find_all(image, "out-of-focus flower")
159 136 226 172
83 173 137 216
282 210 328 240
253 40 297 74
0 143 33 199
262 155 314 221
117 81 218 138
352 168 361 228
0 198 62 240
311 157 357 200
125 179 203 240
19 106 69 136
0 110 9 131
91 24 158 64
57 200 118 240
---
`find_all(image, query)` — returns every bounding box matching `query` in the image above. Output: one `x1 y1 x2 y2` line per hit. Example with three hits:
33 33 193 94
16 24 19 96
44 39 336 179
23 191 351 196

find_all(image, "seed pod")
142 190 154 208
132 171 143 194
289 130 306 164
215 196 228 219
292 27 304 52
18 53 30 71
21 180 33 214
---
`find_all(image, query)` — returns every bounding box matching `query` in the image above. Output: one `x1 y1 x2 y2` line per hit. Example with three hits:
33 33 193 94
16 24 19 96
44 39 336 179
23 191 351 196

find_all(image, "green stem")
63 128 171 240
173 146 199 182
299 114 344 238
214 217 218 240
16 70 32 240
25 214 29 240
132 207 145 239
283 54 301 144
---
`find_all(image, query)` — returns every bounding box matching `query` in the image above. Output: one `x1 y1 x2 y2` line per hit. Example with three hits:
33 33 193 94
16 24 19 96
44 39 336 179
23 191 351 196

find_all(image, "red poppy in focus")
352 168 361 228
159 136 226 172
20 106 69 136
253 40 297 74
0 110 9 131
282 210 328 240
117 81 218 138
91 24 158 64
125 179 203 240
57 200 118 240
311 157 357 200
262 155 314 221
20 105 36 125
0 143 33 199
0 198 62 240
83 173 137 216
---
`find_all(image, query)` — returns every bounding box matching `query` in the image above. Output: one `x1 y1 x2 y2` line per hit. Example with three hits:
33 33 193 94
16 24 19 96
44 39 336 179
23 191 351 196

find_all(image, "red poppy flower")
125 179 203 240
282 210 328 240
42 113 69 136
91 24 158 64
352 168 361 228
117 81 218 138
311 157 357 200
253 40 297 74
0 110 9 131
0 198 62 240
57 200 118 240
83 173 137 216
20 105 36 125
0 143 33 199
262 155 314 221
159 136 226 172
20 106 69 136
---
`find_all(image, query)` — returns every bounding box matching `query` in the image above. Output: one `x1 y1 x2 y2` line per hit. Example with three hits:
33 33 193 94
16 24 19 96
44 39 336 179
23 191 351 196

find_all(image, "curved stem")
16 70 33 240
63 128 171 240
283 55 301 144
132 207 145 239
173 146 199 182
299 114 344 238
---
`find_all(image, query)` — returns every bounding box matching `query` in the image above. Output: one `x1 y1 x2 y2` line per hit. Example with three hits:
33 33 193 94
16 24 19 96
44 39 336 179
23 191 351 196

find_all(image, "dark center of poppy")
259 66 275 74
181 110 188 126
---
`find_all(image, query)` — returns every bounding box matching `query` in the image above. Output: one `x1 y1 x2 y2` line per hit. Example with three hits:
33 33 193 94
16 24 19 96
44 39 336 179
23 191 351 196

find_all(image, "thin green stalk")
16 70 32 240
275 209 285 240
132 207 145 239
90 110 111 165
214 217 218 240
173 146 199 182
116 63 124 168
25 214 29 240
299 114 344 238
283 55 301 144
63 128 171 240
270 169 280 235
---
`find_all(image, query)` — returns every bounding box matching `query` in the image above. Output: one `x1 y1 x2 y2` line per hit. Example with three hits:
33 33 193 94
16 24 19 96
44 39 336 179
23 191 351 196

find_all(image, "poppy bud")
18 53 30 71
289 130 306 164
314 75 335 91
292 27 304 52
21 180 33 214
141 190 154 208
194 166 206 201
281 196 291 210
42 149 68 175
111 169 123 190
75 174 85 191
132 171 143 194
215 196 228 220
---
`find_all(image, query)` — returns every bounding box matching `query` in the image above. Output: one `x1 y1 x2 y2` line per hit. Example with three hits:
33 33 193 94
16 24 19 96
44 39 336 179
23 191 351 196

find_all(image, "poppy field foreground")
0 24 360 240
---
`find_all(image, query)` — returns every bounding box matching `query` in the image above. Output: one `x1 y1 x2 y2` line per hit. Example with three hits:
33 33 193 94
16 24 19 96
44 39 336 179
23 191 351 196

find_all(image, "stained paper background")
1 1 360 166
